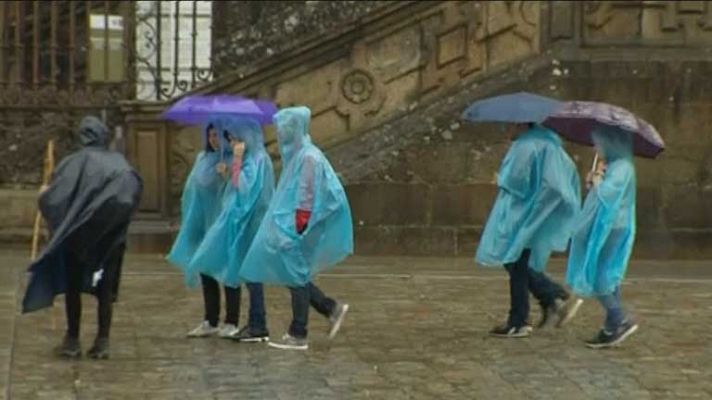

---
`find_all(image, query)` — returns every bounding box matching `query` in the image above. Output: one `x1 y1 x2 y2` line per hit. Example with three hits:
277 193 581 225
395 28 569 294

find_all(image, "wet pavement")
1 250 712 399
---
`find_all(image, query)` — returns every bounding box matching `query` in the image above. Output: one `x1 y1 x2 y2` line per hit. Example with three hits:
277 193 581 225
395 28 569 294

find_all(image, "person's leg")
223 285 240 326
246 283 267 332
288 285 309 339
490 250 532 337
587 287 637 348
306 282 349 339
89 260 117 359
306 282 336 318
527 268 582 328
201 274 220 327
234 283 270 342
506 250 530 328
598 287 626 333
527 269 568 309
58 251 83 357
187 274 221 337
65 256 83 340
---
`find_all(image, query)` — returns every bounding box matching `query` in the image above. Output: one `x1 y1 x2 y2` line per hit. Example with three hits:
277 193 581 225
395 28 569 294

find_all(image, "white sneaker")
328 303 350 339
218 323 240 339
186 321 219 338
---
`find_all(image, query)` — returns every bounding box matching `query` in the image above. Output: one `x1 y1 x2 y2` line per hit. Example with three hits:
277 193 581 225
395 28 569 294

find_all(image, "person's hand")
39 184 49 194
216 162 228 179
232 142 246 159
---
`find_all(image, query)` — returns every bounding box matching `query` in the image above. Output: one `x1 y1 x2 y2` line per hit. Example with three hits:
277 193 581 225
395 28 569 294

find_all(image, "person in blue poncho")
166 117 240 338
566 128 638 349
476 123 582 338
240 106 353 351
188 116 274 342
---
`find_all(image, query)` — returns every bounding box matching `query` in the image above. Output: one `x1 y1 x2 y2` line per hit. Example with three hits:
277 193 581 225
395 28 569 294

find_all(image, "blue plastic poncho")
476 125 581 271
239 106 354 286
188 117 275 288
566 128 636 297
166 117 229 282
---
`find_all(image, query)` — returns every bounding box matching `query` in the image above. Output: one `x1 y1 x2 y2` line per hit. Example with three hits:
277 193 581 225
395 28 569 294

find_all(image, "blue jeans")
288 282 336 339
504 250 569 327
238 283 267 332
597 287 626 333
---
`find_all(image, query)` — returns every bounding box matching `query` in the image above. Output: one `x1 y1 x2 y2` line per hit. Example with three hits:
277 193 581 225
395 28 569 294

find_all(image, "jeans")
504 249 568 327
237 283 267 332
201 274 239 326
288 282 337 339
597 287 626 333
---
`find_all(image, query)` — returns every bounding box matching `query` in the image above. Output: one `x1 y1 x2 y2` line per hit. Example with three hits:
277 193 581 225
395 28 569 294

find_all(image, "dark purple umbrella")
543 101 665 159
162 95 278 126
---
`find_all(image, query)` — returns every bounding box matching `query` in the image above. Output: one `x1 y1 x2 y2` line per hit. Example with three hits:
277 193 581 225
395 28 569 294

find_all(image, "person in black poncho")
22 116 143 359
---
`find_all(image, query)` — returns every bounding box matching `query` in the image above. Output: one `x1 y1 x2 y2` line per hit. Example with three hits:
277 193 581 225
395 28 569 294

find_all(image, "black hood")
79 116 110 148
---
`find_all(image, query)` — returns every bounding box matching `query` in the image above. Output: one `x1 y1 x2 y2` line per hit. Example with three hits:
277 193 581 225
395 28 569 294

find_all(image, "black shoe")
55 336 81 358
87 337 110 359
232 326 270 343
585 321 638 349
489 323 533 338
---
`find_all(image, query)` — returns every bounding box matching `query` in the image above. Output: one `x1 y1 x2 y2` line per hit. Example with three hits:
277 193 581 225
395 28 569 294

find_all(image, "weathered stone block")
354 226 456 256
0 189 38 228
346 183 430 226
431 184 497 226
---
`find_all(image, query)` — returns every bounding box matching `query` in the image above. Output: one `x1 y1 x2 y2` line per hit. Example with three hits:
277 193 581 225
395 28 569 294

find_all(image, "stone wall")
211 0 390 78
341 57 712 259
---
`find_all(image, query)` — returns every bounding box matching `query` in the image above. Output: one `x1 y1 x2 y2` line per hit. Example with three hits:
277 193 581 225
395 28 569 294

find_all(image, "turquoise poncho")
166 117 229 283
476 125 581 271
566 128 636 297
240 106 354 286
188 117 275 288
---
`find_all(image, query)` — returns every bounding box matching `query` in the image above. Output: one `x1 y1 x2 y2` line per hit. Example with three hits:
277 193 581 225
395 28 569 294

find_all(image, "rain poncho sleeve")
166 119 228 284
188 117 275 288
476 126 581 271
240 106 354 286
566 130 636 297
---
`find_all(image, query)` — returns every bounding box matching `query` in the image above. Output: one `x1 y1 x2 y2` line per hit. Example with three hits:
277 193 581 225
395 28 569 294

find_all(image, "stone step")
0 220 177 255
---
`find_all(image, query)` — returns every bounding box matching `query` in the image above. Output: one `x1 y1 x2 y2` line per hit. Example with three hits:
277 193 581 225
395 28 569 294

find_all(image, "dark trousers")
504 249 568 327
288 282 336 339
65 247 123 340
201 275 267 330
201 274 239 326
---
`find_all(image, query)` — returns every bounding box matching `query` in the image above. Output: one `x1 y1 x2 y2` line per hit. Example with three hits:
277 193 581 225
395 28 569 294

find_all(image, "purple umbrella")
543 101 665 159
162 95 278 126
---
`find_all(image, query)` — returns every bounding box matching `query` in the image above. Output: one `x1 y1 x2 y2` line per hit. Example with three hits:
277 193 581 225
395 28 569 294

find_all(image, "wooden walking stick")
31 140 55 260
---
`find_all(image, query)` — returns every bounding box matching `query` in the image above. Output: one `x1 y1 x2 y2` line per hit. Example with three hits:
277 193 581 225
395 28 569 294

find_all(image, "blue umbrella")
461 92 562 124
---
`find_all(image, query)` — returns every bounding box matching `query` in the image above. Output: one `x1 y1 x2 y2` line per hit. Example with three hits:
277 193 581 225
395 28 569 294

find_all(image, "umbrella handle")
591 153 599 173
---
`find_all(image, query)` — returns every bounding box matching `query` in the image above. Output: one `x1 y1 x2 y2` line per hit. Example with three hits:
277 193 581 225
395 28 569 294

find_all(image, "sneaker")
55 336 81 358
556 298 584 328
186 321 219 338
489 323 533 338
218 323 241 339
268 334 309 350
232 326 270 343
87 337 110 360
585 321 638 349
328 303 349 339
537 303 558 329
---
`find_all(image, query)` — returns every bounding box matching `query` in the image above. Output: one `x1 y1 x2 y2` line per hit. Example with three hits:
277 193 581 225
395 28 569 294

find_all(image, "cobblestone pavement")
2 251 712 399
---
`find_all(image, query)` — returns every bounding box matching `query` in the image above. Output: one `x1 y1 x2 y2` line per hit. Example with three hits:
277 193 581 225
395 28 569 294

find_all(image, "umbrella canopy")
162 95 278 126
543 101 664 159
461 92 562 124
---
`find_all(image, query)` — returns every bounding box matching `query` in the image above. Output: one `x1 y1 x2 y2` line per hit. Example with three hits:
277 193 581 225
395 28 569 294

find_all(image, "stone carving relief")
583 1 712 45
420 1 539 95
